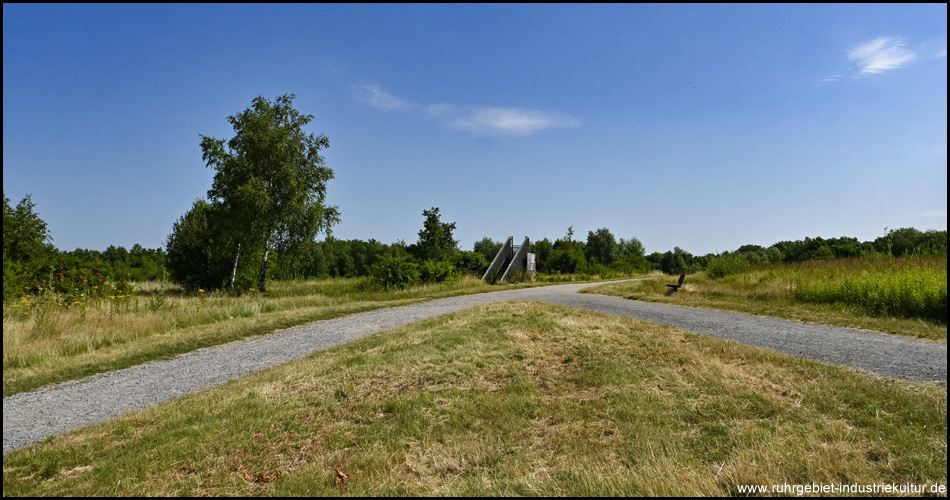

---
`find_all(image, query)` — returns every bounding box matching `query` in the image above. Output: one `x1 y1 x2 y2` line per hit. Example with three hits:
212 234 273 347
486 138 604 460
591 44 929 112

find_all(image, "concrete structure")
482 236 536 282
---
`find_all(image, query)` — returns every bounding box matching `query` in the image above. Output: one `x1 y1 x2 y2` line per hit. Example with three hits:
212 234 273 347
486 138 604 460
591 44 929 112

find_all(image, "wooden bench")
666 273 685 292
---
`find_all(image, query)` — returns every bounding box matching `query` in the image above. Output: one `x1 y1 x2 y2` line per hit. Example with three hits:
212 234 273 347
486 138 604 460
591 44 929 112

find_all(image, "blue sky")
3 4 946 256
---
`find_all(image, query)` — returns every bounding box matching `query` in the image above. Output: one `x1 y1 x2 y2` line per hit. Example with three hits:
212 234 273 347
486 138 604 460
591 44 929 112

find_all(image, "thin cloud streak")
429 105 579 136
355 86 578 136
849 37 916 74
354 84 414 111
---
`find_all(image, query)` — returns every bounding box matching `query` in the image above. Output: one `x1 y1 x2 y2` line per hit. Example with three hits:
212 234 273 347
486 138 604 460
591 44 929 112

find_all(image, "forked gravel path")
4 280 946 454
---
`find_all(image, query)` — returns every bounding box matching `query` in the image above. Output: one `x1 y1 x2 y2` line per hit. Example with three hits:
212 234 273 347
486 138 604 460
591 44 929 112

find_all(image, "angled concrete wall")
500 237 532 282
482 236 514 281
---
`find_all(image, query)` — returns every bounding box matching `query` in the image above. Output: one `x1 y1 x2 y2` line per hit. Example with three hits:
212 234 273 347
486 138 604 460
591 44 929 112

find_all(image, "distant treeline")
4 190 946 300
4 192 167 301
698 229 947 278
214 225 949 284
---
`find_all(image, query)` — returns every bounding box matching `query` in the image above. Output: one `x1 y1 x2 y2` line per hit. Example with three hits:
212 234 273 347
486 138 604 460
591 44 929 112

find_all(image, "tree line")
6 182 946 301
3 192 166 301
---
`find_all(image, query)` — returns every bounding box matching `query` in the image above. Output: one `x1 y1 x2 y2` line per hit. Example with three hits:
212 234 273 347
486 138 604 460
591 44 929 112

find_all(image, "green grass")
585 257 947 342
3 302 945 496
794 264 946 323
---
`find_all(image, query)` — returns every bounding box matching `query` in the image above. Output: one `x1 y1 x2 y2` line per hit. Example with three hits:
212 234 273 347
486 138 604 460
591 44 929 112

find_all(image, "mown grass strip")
3 302 944 496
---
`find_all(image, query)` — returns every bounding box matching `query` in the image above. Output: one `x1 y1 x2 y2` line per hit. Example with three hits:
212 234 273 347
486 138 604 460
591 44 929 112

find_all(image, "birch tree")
200 94 339 292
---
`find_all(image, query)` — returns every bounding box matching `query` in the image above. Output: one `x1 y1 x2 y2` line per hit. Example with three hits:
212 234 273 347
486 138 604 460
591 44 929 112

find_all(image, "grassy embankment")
584 256 947 342
3 302 945 496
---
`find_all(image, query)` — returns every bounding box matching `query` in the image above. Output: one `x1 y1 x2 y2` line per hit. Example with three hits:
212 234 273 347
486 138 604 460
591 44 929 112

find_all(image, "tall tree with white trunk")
200 94 339 292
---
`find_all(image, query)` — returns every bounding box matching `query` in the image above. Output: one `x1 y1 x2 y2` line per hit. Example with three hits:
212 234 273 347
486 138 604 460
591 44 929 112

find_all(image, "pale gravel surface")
3 280 946 454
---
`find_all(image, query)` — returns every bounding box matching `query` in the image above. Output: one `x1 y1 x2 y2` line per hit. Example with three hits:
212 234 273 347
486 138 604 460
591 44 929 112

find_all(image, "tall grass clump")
795 264 947 323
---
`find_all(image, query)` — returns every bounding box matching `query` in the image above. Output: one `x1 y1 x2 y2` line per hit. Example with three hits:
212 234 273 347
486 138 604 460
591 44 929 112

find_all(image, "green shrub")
610 255 651 275
706 253 753 279
3 258 26 302
370 255 420 290
548 248 587 274
420 259 460 284
450 251 489 275
165 200 232 291
32 266 108 301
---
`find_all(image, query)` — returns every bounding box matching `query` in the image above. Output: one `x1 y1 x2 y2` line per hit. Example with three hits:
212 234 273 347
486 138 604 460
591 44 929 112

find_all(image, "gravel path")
4 280 946 454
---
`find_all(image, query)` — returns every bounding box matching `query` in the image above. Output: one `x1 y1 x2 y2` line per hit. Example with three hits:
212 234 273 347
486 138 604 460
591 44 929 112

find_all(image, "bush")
370 255 420 290
420 259 461 284
165 200 232 291
450 251 489 275
548 248 587 274
610 255 651 275
4 258 25 302
32 266 107 301
706 253 753 279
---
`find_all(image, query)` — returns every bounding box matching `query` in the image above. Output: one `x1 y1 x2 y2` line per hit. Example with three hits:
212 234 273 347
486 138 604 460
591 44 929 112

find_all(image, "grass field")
2 302 945 496
584 257 947 342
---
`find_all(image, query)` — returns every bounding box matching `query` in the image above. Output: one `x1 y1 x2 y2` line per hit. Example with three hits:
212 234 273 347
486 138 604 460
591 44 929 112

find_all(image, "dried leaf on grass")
335 468 350 485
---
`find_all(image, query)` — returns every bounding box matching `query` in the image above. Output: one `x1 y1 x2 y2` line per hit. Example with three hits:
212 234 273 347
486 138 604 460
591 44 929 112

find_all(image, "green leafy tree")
165 199 231 290
3 192 55 301
618 237 645 259
874 227 948 257
3 193 54 264
531 238 554 272
201 94 340 292
473 237 502 263
585 227 619 266
612 237 649 274
413 207 458 262
548 247 587 274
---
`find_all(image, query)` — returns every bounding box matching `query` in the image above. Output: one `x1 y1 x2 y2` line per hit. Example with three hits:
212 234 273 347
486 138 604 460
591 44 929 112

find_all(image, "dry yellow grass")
2 276 532 396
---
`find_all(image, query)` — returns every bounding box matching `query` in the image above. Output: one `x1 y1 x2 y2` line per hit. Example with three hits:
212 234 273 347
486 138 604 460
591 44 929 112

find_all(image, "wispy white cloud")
354 85 577 136
849 37 916 74
921 209 947 218
427 105 579 136
354 84 414 111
